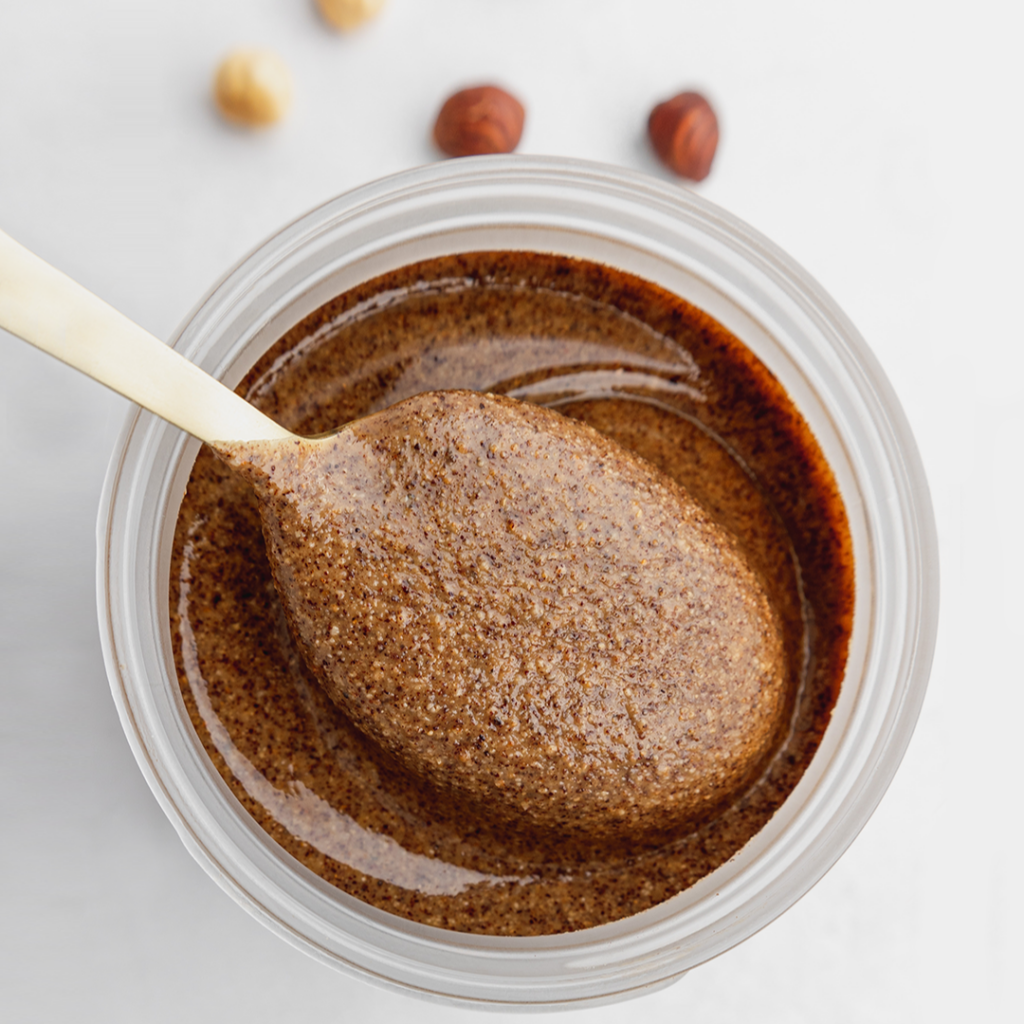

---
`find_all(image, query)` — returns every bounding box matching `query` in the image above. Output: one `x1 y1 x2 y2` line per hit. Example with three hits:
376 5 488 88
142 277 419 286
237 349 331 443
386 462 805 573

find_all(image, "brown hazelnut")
433 85 525 157
647 91 719 181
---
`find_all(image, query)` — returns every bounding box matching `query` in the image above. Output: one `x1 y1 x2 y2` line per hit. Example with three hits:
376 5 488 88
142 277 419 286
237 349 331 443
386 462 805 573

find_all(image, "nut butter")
229 390 788 848
170 251 854 935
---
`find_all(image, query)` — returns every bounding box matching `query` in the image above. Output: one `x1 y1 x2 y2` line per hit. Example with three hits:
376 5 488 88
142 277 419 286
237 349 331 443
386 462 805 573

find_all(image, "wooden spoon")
0 230 293 449
0 230 788 844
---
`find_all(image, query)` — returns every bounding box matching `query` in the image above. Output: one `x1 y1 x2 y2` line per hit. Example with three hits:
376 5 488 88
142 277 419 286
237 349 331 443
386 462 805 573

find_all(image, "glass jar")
97 155 938 1009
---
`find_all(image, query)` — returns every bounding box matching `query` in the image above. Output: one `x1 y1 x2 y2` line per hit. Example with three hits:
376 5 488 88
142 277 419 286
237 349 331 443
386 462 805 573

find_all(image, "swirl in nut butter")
170 252 853 935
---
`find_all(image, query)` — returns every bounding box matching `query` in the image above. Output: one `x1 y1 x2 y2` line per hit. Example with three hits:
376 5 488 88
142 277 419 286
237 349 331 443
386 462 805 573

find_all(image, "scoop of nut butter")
229 390 789 845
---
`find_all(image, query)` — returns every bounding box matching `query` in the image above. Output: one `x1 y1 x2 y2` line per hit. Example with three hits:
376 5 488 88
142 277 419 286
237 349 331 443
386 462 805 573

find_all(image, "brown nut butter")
229 390 789 849
170 251 854 935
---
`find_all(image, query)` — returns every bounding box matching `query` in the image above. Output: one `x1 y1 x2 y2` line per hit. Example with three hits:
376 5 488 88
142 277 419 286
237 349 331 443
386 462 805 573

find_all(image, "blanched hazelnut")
213 49 293 127
315 0 387 31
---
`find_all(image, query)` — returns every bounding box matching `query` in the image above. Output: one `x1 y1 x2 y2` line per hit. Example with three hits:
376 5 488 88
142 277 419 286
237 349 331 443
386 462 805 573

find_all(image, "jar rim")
97 155 938 1009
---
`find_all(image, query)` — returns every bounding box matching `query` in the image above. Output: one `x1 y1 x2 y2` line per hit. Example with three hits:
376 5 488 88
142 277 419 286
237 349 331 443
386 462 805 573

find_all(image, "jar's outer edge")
96 154 939 1008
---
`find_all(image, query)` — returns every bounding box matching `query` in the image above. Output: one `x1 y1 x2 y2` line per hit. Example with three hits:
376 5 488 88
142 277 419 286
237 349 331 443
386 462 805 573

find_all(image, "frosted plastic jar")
97 156 938 1009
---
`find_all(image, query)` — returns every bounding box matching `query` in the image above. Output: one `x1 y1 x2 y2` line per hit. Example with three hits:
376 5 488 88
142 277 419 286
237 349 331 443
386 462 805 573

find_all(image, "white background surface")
1 1 1021 1020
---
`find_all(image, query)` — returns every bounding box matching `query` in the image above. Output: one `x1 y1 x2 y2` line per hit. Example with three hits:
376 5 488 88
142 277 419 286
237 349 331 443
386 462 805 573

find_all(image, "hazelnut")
315 0 386 31
433 86 525 158
214 49 293 127
647 91 719 181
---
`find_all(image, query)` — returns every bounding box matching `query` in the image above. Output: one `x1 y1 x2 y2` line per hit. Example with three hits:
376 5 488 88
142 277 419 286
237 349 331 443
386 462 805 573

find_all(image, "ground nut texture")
230 391 787 848
170 252 854 935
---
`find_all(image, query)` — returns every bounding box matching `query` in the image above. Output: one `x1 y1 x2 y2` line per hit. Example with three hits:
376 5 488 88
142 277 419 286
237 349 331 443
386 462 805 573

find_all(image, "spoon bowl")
231 388 789 846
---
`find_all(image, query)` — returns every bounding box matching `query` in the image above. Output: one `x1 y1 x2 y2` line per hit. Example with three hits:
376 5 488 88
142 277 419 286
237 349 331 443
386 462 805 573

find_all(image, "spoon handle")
0 230 294 446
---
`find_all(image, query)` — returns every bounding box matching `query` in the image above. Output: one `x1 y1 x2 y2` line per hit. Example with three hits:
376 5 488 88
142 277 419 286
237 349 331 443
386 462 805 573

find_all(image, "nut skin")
648 91 719 181
434 85 525 157
315 0 386 31
214 49 292 127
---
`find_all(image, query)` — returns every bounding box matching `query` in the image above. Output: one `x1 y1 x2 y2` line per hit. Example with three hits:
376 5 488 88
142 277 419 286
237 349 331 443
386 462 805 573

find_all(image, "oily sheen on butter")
228 391 787 847
170 251 854 935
